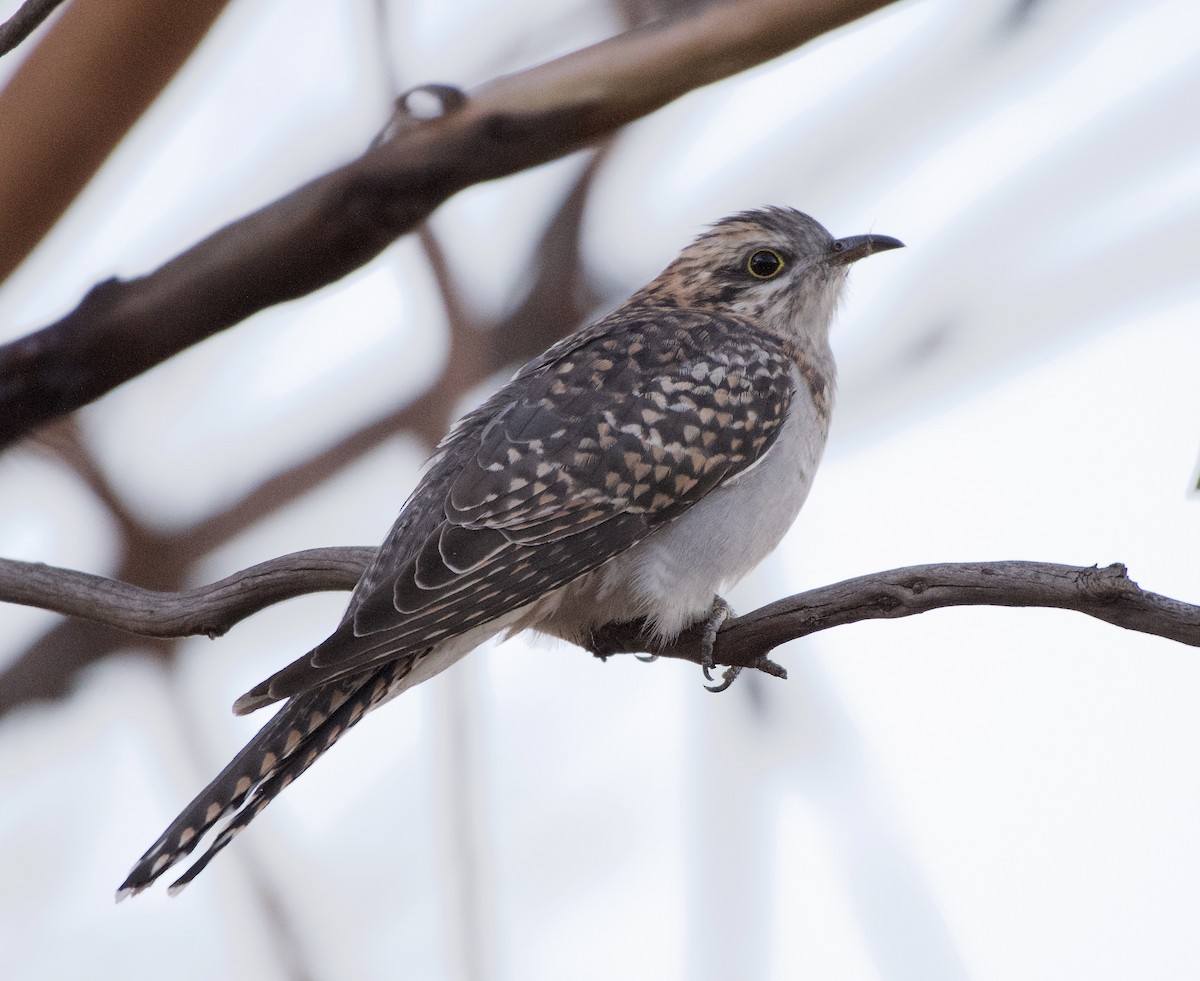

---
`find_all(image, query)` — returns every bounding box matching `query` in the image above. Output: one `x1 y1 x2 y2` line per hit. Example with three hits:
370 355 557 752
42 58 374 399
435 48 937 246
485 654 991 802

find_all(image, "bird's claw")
699 596 734 688
704 665 743 693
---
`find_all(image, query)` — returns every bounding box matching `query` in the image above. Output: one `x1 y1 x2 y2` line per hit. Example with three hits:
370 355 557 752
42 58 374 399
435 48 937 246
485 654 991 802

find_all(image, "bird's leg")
699 595 737 691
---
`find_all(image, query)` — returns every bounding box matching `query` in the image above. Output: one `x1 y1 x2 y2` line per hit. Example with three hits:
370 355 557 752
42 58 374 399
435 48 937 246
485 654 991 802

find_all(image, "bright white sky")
1 0 1198 979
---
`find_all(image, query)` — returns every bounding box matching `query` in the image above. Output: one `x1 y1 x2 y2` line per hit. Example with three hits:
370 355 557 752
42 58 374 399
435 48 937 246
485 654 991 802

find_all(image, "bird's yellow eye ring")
746 249 784 279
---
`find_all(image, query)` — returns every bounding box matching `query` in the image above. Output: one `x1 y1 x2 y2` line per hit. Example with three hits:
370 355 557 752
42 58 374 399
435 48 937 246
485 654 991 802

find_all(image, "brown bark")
0 0 900 449
1 554 1194 683
0 0 232 280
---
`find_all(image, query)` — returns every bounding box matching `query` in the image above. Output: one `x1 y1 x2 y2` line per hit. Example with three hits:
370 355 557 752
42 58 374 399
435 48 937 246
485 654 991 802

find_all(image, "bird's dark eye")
746 249 784 279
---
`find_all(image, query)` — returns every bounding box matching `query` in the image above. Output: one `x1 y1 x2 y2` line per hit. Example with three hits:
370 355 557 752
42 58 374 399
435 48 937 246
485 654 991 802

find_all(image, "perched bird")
117 206 902 899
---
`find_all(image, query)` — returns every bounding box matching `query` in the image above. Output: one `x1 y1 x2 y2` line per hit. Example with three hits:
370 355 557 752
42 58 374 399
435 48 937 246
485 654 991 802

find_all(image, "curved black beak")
829 233 905 266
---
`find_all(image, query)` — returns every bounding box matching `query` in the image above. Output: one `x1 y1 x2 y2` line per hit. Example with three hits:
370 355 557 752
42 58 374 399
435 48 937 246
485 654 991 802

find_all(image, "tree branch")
0 0 65 57
0 547 372 640
587 561 1200 673
0 0 899 450
2 556 1196 673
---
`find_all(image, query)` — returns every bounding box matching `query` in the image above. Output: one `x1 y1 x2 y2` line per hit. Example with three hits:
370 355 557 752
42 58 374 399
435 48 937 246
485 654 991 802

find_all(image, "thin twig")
0 0 66 57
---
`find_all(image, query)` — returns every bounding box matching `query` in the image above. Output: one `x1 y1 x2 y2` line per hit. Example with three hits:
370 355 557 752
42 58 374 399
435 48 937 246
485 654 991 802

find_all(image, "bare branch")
2 557 1197 679
0 0 65 57
588 562 1200 674
0 547 372 640
0 0 899 449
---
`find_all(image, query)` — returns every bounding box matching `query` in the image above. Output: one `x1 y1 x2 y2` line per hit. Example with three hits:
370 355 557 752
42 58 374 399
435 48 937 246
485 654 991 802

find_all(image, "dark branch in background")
0 418 193 715
1002 0 1046 34
487 148 610 365
0 0 900 449
2 557 1196 676
0 0 66 57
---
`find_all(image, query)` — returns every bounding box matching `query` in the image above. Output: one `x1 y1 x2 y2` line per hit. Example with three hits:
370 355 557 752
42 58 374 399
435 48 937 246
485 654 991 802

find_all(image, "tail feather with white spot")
116 660 405 900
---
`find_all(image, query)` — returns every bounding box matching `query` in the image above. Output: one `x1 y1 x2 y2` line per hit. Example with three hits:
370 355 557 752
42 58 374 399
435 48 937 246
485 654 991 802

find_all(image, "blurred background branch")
0 0 232 277
0 0 898 450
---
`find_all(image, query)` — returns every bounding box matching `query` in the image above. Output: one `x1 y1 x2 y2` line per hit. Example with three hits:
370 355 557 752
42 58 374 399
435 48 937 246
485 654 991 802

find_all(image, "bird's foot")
699 596 735 691
583 618 652 662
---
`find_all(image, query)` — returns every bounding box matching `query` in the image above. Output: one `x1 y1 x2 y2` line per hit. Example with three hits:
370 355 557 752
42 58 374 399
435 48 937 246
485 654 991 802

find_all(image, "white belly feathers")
529 365 830 643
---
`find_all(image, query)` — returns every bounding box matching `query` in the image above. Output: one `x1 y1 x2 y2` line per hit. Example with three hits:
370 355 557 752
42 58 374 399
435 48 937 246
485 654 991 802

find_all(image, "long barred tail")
116 657 414 900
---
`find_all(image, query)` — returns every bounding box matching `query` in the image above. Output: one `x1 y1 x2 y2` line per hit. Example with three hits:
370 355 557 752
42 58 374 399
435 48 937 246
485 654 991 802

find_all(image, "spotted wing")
237 308 795 708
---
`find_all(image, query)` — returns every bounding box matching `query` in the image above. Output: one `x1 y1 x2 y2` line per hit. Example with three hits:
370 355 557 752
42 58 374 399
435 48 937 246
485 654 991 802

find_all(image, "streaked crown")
622 206 902 351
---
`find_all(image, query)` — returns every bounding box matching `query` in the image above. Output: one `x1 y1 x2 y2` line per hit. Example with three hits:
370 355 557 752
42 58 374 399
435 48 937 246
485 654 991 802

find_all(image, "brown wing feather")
235 308 795 711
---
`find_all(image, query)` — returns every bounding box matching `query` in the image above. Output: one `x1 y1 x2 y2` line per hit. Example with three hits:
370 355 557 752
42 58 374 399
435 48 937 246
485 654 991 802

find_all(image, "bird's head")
624 206 903 352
